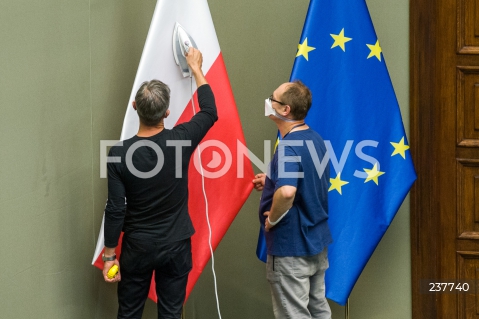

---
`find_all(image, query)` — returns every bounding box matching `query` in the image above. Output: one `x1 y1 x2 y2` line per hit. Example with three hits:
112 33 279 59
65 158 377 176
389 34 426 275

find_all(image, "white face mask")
264 98 276 117
264 98 296 122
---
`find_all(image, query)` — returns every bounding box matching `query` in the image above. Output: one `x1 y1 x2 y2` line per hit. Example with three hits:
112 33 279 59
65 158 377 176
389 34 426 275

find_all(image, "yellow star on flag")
363 163 385 185
329 172 349 195
366 40 382 61
296 38 316 61
330 28 352 52
390 137 410 159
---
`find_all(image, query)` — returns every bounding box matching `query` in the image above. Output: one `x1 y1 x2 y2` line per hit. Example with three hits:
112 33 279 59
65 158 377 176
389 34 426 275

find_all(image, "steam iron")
173 22 198 77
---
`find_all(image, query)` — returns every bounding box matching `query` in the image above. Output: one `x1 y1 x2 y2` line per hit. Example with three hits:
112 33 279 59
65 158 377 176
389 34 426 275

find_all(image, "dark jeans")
117 236 192 319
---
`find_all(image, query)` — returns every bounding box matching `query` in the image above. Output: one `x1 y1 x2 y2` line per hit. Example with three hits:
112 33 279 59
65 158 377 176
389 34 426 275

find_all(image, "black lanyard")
283 123 306 139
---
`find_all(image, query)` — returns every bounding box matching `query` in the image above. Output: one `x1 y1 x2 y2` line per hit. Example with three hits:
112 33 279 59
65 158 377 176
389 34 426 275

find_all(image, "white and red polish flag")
92 0 254 301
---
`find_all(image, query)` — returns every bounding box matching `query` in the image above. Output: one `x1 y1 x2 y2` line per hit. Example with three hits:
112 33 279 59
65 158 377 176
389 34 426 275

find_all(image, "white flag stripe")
92 215 105 264
120 0 221 141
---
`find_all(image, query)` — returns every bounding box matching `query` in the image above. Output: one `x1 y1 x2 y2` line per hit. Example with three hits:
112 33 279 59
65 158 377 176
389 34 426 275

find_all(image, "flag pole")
345 298 350 319
182 307 186 319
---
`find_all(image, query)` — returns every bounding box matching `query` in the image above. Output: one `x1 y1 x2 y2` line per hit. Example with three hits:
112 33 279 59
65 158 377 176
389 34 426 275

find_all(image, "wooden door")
411 0 479 317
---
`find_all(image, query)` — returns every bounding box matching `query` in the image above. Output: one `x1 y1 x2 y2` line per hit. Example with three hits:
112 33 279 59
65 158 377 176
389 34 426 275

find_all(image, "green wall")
0 0 410 318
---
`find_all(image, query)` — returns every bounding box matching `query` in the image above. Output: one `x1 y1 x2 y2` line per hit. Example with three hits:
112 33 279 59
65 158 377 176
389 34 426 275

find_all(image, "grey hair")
135 80 171 126
281 80 312 120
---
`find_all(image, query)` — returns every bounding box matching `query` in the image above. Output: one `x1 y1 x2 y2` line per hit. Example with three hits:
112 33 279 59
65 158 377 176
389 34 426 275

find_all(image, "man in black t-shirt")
102 48 217 319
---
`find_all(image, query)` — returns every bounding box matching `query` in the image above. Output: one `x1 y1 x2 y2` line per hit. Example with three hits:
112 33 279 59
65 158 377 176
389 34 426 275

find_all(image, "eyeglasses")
269 94 286 106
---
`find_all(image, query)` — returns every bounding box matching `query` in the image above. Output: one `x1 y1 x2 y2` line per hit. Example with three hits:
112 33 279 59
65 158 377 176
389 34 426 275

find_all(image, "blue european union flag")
256 0 416 305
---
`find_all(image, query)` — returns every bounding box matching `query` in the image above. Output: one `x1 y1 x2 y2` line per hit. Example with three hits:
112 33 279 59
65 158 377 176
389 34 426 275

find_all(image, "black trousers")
117 236 192 319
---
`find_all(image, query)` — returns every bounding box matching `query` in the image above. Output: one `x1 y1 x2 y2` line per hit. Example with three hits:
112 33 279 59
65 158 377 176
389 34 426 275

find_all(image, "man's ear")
164 109 170 118
282 104 291 116
132 101 137 111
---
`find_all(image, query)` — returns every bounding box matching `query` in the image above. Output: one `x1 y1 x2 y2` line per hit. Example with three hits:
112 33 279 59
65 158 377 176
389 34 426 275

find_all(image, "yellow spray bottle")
107 265 119 279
